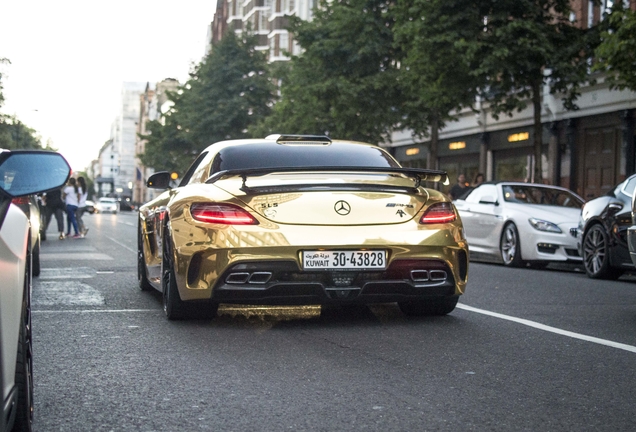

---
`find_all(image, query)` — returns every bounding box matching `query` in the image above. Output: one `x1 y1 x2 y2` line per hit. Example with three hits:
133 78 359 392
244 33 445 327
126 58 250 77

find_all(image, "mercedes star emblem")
334 200 351 216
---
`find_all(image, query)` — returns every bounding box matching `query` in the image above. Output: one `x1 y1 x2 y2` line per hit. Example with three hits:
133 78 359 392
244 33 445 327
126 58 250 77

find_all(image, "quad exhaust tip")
226 272 273 285
410 269 447 282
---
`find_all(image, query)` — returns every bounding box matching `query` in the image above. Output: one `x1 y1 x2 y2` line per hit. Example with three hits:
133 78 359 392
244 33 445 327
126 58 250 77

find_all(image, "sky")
0 0 217 172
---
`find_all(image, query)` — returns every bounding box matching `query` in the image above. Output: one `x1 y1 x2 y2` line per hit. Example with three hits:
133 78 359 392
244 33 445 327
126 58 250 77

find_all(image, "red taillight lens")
420 202 456 224
190 203 258 225
11 197 30 206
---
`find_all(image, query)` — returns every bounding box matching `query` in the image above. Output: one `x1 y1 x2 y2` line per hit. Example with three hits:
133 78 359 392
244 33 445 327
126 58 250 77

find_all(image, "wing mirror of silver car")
0 150 71 197
607 202 623 215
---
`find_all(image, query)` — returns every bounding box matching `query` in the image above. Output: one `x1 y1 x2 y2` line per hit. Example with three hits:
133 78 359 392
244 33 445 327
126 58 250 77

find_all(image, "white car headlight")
528 218 562 233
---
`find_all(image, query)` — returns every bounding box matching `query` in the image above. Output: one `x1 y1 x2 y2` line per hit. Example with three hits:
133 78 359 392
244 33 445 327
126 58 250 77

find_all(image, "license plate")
302 250 387 270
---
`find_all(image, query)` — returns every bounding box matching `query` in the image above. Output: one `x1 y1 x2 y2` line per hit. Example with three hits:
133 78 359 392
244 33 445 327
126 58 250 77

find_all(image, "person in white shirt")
62 178 81 238
76 176 89 237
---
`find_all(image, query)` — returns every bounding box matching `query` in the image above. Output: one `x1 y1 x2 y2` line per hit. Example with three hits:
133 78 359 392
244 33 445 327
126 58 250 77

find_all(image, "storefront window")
495 151 531 182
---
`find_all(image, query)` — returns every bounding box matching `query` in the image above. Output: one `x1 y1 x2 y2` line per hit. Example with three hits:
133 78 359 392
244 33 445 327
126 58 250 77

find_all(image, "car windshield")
501 185 583 208
99 198 116 203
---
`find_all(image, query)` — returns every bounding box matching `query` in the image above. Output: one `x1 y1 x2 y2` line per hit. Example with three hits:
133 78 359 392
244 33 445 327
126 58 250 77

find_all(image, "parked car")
454 182 584 267
0 149 71 432
138 135 469 320
579 173 636 279
84 200 95 214
95 197 119 214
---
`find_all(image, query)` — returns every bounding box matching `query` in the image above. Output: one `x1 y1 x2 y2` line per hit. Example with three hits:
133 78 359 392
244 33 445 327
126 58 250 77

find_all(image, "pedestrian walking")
62 178 81 238
76 176 89 237
43 187 67 239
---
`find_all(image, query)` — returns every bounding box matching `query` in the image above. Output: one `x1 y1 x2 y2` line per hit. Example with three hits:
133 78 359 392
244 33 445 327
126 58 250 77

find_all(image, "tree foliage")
0 58 46 150
0 116 43 150
140 31 275 173
393 0 484 168
251 0 404 143
449 0 595 181
594 4 636 91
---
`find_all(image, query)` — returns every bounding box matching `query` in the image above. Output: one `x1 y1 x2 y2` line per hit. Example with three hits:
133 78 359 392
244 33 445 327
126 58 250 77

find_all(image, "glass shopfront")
494 147 533 182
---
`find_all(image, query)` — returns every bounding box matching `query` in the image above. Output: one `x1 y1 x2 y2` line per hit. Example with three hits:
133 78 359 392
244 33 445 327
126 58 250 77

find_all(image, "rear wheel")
500 223 523 267
582 224 622 280
161 228 218 320
137 220 152 291
398 296 459 316
162 231 188 320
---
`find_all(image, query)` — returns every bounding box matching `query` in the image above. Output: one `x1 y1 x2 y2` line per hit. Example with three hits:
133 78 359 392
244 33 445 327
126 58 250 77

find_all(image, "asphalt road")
33 212 636 431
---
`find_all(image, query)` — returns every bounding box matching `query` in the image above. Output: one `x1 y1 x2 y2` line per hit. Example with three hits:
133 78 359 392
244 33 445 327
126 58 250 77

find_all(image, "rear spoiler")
205 166 449 190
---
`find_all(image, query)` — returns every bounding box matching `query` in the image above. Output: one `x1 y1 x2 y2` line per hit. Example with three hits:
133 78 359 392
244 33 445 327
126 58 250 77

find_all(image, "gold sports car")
137 135 469 319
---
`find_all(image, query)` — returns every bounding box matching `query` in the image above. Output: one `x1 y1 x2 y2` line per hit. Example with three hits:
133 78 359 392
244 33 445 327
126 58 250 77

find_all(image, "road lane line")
107 236 136 253
458 304 636 354
33 309 158 314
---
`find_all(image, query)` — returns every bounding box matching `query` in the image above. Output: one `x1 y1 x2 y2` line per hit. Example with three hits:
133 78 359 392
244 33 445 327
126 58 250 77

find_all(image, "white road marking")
34 281 105 306
39 267 95 279
40 253 113 261
107 236 136 253
33 309 158 314
458 303 636 354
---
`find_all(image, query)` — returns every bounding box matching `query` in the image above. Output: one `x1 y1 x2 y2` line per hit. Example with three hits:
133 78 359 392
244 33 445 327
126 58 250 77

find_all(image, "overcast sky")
0 0 216 172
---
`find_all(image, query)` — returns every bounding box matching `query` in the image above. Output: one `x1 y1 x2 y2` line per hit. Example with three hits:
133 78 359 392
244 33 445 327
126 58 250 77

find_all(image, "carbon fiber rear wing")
205 166 449 193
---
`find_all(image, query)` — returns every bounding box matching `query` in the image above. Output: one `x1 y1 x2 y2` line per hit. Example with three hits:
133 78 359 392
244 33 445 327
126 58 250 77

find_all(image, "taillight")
190 203 258 225
11 197 30 206
420 202 456 224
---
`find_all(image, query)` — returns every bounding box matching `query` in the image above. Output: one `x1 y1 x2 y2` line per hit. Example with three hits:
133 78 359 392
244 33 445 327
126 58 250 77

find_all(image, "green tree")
594 4 636 91
0 57 8 109
140 31 275 173
252 0 403 143
0 58 46 150
0 116 43 150
458 0 595 182
393 0 484 169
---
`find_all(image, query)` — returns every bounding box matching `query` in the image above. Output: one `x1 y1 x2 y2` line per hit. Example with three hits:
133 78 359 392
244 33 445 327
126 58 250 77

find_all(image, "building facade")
211 0 315 61
133 79 180 204
94 139 118 197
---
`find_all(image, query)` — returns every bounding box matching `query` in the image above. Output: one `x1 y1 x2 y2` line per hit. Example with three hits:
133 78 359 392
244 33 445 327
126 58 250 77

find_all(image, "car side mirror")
0 150 70 197
479 195 498 206
147 171 173 189
607 202 623 216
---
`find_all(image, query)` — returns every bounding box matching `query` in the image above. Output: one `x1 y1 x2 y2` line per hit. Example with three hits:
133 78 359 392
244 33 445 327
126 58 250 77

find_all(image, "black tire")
162 227 190 320
137 220 153 291
582 224 622 280
14 252 34 431
161 228 219 320
500 223 524 267
398 296 459 316
32 239 40 278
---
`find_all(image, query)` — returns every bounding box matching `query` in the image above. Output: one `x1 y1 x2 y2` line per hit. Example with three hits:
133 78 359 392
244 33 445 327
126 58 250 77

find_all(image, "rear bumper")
205 258 463 305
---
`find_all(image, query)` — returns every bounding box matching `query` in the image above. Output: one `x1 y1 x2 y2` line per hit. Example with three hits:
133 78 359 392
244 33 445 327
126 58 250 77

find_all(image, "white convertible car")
0 150 70 432
453 182 584 267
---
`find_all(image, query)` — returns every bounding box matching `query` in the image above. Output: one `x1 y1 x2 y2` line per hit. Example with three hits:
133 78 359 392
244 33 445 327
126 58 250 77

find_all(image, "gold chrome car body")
138 136 468 319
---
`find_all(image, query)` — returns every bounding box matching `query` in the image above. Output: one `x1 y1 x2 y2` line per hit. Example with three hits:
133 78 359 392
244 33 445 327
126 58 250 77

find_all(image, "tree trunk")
532 81 543 183
429 116 439 171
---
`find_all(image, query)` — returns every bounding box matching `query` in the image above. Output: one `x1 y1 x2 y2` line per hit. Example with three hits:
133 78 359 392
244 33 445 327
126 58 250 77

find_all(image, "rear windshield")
502 185 583 209
210 142 400 174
